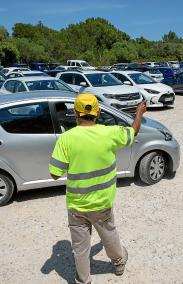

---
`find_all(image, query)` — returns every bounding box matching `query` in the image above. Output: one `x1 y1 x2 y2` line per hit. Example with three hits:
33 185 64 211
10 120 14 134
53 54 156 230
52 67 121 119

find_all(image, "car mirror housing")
123 81 132 86
80 82 87 87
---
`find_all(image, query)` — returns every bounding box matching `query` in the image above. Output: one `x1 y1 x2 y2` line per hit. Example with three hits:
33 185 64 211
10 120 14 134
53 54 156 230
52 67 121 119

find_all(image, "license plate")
164 97 173 102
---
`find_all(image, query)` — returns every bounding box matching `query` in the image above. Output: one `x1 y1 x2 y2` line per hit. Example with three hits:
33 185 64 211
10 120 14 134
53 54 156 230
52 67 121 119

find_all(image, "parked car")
153 67 179 80
29 63 48 72
110 63 129 70
56 70 143 112
45 68 67 77
12 63 30 69
0 91 180 206
1 67 30 76
143 62 160 68
6 71 47 79
162 72 183 93
126 66 163 82
0 72 6 88
110 70 175 108
67 60 95 70
0 76 76 94
168 61 180 68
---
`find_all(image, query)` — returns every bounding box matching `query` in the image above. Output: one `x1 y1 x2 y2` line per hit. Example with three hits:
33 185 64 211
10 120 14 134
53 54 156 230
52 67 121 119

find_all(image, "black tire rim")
149 155 165 181
0 178 7 201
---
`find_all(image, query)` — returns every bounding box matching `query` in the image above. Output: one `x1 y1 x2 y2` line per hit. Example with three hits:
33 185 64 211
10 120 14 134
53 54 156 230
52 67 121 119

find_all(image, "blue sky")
0 0 183 40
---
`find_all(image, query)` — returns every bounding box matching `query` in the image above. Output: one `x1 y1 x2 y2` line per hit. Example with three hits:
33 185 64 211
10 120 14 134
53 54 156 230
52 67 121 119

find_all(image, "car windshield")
24 73 47 76
128 73 156 84
149 69 162 74
0 75 5 80
85 73 122 87
25 79 74 92
81 62 90 67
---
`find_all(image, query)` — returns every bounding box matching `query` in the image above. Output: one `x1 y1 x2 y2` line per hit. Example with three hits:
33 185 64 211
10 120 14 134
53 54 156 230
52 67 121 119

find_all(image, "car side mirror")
80 82 87 87
123 81 132 86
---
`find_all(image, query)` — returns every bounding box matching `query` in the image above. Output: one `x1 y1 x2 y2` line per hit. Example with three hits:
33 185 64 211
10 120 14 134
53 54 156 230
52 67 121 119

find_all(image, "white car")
168 61 180 68
0 76 76 94
6 70 47 79
67 60 95 70
143 62 160 68
1 67 30 75
56 70 143 112
143 69 164 82
111 71 175 108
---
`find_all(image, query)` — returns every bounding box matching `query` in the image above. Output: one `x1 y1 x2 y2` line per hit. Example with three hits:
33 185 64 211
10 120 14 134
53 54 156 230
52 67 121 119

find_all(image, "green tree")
0 42 19 66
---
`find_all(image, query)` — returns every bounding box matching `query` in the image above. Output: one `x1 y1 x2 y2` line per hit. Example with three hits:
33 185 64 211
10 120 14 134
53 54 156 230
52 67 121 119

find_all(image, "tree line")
0 18 183 67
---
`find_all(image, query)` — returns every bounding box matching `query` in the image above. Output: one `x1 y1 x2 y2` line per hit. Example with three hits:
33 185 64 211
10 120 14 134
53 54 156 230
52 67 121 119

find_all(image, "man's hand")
136 100 147 116
132 100 147 135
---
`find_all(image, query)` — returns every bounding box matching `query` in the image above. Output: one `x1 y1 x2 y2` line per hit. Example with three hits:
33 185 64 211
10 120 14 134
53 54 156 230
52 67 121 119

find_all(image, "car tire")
0 173 14 206
139 151 165 185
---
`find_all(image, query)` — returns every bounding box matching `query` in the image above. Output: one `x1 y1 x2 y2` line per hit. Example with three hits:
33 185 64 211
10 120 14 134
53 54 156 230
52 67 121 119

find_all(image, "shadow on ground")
41 240 113 284
12 172 177 205
14 185 66 203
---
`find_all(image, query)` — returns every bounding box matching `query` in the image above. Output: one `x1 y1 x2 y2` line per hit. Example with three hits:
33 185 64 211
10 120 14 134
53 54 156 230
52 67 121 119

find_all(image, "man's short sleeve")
49 136 69 177
113 126 135 150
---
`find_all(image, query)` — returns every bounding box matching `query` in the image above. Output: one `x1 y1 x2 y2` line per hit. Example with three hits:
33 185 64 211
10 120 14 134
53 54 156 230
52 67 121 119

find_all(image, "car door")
50 100 132 178
174 73 183 93
0 101 57 182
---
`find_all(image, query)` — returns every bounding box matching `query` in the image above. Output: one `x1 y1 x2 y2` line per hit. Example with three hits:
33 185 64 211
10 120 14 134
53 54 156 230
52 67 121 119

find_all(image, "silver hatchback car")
0 91 180 206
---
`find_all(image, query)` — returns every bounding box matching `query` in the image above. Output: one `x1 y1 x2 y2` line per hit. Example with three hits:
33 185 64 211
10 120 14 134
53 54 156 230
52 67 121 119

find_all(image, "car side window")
55 102 76 132
14 81 27 92
97 110 129 127
60 73 73 84
113 73 132 84
4 81 16 93
0 102 54 134
74 74 88 85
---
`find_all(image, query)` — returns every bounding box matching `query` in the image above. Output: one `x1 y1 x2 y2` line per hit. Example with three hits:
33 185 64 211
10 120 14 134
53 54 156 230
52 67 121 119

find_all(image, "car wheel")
0 173 14 206
139 152 165 185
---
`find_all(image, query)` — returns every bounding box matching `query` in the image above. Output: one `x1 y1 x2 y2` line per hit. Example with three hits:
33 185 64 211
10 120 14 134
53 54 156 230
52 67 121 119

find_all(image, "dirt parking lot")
0 95 182 284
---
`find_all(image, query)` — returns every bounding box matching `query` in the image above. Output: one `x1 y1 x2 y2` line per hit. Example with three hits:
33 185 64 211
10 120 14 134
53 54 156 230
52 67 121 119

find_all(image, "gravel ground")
0 95 183 284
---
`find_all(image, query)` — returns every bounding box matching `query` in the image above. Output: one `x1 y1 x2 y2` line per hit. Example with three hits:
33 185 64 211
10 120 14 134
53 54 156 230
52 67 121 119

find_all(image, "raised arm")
132 101 147 135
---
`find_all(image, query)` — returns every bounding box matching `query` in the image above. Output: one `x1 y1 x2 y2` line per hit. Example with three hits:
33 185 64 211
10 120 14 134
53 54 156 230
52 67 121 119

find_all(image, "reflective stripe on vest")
68 161 116 180
67 176 116 194
50 157 69 170
126 128 131 146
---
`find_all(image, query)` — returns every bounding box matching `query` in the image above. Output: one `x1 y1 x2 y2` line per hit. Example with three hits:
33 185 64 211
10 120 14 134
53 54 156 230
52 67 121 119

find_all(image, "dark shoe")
114 263 126 276
113 246 128 276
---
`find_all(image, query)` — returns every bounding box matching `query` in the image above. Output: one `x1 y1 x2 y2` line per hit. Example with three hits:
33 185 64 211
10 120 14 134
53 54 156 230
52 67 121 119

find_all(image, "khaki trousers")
68 207 127 284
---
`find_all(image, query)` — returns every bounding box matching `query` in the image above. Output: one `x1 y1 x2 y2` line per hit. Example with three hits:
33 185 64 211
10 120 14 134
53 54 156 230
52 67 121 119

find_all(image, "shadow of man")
41 240 113 284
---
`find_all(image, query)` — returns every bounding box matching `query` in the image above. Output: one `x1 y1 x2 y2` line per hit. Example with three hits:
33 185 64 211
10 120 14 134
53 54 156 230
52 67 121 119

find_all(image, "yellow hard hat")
74 93 99 117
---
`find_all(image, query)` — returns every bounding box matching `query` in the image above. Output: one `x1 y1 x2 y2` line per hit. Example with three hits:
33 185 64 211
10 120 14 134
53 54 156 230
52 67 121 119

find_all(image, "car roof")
0 90 76 106
112 70 141 75
60 70 106 75
5 76 59 82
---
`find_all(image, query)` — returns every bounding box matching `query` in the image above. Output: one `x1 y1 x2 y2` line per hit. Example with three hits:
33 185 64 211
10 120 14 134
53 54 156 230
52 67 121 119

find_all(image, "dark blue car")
162 72 183 93
157 67 179 79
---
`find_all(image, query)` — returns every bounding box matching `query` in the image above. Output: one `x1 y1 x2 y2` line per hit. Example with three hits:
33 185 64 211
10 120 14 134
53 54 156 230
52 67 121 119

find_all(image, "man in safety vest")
49 94 146 284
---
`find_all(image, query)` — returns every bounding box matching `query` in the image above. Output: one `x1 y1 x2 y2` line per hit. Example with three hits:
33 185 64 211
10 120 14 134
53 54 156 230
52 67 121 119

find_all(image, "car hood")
141 116 172 133
138 83 173 92
91 85 139 94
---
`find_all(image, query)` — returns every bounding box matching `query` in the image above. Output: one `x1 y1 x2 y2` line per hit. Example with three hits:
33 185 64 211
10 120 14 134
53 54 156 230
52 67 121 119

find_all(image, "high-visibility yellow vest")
49 124 135 212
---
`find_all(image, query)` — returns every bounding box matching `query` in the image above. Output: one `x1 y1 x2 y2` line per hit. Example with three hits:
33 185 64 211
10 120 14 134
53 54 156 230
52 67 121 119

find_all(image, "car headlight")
103 93 114 99
144 88 160 94
158 129 172 141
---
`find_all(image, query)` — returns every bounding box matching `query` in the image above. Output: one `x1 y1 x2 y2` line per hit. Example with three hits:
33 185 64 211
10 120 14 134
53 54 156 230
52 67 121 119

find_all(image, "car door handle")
0 140 3 146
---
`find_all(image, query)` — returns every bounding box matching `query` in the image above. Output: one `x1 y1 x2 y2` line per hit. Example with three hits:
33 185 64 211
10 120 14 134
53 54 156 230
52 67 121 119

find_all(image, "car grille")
158 93 175 104
112 104 137 113
113 92 140 101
